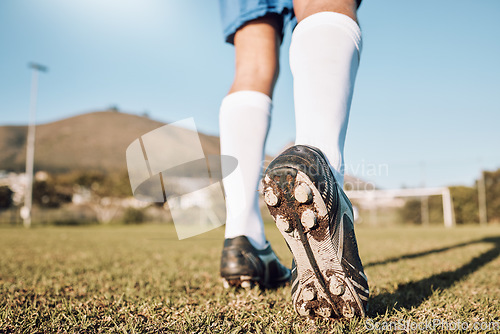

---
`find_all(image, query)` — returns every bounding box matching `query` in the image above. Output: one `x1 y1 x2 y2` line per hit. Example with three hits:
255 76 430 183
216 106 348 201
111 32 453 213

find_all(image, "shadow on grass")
364 238 489 269
367 236 500 317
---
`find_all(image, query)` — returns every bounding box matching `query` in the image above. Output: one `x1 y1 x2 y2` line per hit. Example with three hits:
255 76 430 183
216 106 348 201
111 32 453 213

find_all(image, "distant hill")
0 110 371 189
0 110 221 174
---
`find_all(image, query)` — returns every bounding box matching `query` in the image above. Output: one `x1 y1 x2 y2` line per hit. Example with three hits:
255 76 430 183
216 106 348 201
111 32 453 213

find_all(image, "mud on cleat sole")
263 163 367 319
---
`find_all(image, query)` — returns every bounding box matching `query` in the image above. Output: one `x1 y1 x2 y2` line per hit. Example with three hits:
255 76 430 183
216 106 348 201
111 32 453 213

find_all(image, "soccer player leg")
219 12 291 288
291 0 361 185
261 0 369 318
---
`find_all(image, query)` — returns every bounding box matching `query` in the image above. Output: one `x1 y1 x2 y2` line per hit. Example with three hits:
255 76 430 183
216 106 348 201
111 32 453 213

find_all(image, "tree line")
1 168 499 225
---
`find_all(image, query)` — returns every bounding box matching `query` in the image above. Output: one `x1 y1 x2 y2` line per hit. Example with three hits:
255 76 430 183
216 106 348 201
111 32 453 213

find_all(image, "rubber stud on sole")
276 216 293 233
330 280 345 296
301 209 317 229
302 287 316 301
316 307 333 318
222 279 230 289
241 280 252 289
297 303 311 317
264 188 279 207
294 183 312 204
343 304 355 318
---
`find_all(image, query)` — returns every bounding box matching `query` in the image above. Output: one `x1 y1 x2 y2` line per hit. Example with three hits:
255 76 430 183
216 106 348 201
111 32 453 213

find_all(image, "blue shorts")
219 0 295 44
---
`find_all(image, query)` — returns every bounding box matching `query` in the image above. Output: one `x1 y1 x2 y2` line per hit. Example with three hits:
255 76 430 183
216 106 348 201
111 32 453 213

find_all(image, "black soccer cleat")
220 236 291 289
262 145 369 319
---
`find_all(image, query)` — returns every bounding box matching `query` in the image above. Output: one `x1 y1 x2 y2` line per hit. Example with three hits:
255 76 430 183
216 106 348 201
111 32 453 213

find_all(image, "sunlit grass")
1 223 499 333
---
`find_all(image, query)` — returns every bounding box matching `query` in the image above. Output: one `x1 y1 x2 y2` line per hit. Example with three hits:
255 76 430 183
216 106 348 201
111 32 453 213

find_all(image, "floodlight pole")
22 62 48 228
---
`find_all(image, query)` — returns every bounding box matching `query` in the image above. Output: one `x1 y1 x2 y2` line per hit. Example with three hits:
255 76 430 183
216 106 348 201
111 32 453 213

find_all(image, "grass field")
1 223 499 333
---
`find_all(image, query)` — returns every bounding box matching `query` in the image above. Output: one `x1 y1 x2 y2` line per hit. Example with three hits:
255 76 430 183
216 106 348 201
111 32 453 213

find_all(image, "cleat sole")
263 167 366 319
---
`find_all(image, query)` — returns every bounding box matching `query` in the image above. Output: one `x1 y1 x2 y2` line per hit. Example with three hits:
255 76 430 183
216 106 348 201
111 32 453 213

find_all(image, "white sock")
219 90 271 250
290 12 362 186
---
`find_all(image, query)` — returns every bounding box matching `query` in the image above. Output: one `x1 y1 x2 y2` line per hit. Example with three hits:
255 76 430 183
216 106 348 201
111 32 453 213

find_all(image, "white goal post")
345 187 456 227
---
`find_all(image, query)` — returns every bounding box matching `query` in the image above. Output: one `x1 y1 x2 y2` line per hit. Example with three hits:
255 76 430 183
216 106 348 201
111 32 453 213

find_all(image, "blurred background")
1 0 499 227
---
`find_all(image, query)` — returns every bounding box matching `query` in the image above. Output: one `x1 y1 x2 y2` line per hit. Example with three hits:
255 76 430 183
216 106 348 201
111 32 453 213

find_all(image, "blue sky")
1 0 499 189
